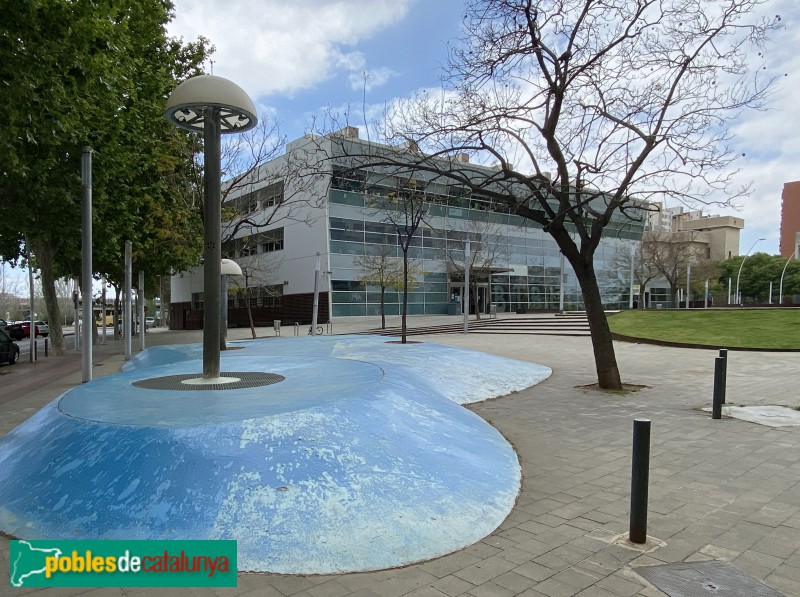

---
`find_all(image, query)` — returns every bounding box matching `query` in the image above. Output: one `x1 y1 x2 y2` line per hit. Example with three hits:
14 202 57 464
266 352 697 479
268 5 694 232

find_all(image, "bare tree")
225 251 284 341
328 0 779 388
447 218 510 320
610 244 659 308
354 245 405 329
219 117 331 244
643 232 706 306
0 264 26 320
368 177 429 343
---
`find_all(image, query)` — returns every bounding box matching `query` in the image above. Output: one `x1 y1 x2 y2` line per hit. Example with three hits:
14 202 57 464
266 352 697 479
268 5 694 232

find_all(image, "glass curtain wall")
327 174 641 317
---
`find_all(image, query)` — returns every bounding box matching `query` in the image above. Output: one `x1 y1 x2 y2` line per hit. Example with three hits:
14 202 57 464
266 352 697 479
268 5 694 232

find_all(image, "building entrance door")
450 285 489 315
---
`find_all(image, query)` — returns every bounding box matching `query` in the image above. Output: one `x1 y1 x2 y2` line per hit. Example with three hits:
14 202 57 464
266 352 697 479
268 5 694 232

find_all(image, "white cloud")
716 0 800 253
168 0 414 99
348 67 397 91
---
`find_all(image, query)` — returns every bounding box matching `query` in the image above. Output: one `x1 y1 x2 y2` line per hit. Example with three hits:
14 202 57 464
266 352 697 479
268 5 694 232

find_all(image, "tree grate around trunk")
132 372 285 391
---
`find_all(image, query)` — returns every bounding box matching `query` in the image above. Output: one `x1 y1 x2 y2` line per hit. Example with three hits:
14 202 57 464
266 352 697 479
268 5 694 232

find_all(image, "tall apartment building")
780 181 800 258
170 130 646 328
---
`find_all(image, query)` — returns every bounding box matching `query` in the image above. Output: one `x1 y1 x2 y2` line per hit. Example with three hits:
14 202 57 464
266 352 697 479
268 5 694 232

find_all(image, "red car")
17 321 41 338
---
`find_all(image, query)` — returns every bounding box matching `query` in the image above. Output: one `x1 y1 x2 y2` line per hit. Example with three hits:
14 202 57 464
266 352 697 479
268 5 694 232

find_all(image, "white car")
34 321 49 337
145 316 156 329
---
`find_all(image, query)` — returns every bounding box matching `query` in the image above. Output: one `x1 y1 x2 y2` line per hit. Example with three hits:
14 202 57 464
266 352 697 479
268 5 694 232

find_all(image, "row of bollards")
628 349 730 544
628 348 731 543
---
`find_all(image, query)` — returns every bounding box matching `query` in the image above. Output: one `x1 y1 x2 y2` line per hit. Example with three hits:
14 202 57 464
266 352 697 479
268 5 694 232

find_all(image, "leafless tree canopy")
347 0 779 388
643 231 708 304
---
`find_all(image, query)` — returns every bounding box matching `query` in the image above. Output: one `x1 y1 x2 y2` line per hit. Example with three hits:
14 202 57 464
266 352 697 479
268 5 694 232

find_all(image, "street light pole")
165 75 257 380
779 255 795 305
735 238 765 306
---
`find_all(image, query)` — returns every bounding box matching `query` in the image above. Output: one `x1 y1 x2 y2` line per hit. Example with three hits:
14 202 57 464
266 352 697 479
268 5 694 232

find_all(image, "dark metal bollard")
34 339 38 360
629 419 651 544
712 357 724 419
45 338 49 357
718 349 728 404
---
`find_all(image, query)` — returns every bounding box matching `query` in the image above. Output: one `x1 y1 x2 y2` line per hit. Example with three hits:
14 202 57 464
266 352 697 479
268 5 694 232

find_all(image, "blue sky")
165 0 800 257
3 0 798 291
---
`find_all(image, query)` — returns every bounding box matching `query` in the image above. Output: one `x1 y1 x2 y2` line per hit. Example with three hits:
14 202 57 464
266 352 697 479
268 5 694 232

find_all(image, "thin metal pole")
221 274 228 346
73 277 80 352
718 349 728 405
559 251 565 312
101 276 107 344
629 244 635 309
704 278 709 308
736 238 765 306
768 281 773 305
202 108 222 378
138 270 145 353
81 147 92 382
727 278 731 306
311 252 320 335
629 419 651 544
685 264 691 309
463 240 470 333
124 240 132 361
779 256 793 304
27 241 35 363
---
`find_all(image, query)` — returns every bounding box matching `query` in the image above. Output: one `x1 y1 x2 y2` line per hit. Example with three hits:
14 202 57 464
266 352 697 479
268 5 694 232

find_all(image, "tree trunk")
638 286 647 309
113 291 121 340
244 287 256 339
401 249 408 343
572 257 623 390
32 238 66 356
380 285 386 329
472 279 481 320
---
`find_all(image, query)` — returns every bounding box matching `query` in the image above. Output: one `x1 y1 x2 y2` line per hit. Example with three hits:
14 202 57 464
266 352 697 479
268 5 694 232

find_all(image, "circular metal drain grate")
132 372 285 391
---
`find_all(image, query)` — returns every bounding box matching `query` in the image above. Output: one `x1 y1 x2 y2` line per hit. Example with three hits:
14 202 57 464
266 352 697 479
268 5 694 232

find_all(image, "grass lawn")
607 309 800 349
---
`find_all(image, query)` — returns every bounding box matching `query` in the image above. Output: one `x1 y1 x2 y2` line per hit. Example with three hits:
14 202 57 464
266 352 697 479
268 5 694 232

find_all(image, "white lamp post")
735 237 765 306
220 258 243 348
779 255 795 305
166 75 257 379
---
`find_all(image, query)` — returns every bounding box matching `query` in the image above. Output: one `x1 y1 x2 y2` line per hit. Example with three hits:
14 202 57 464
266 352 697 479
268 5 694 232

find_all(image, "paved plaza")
1 314 799 596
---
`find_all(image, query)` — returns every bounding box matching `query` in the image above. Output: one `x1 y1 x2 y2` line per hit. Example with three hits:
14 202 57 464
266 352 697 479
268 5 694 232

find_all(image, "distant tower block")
780 181 800 257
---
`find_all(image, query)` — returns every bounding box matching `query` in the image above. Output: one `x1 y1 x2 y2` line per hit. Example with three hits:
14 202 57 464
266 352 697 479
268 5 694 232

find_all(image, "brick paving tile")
465 581 518 597
430 574 475 596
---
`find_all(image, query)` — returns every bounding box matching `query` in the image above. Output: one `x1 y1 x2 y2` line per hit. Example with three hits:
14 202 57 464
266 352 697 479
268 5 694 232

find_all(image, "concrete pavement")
1 314 799 596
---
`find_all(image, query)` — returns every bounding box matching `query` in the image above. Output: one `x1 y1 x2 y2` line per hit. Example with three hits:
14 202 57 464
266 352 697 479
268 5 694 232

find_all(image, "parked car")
17 321 42 338
0 319 24 341
145 316 156 329
34 321 49 337
0 329 20 365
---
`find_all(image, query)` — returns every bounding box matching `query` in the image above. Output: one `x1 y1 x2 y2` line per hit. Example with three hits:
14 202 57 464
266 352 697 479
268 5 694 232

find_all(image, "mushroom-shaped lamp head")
165 74 257 134
220 259 243 276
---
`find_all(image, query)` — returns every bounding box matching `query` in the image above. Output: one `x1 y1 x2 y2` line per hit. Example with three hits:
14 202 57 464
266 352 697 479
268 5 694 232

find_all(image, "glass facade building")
171 132 646 327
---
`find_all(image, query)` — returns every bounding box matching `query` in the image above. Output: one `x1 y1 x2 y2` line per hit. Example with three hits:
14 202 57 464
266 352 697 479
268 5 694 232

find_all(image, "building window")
235 180 284 214
249 284 283 308
262 181 284 208
260 227 284 253
191 292 204 310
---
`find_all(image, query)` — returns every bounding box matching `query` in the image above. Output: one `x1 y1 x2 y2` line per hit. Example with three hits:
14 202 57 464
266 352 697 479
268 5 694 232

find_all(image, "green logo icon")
9 540 237 587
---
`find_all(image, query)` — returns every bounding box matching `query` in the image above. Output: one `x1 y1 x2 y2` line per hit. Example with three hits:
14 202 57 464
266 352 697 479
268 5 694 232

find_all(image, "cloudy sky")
165 0 799 257
4 0 797 292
